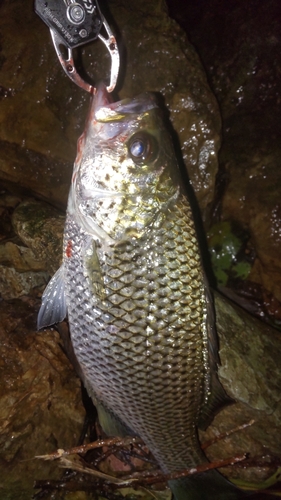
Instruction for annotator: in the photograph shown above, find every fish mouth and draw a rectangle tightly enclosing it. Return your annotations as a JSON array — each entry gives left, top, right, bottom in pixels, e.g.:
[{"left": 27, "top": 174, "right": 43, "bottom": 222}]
[{"left": 93, "top": 84, "right": 158, "bottom": 123}]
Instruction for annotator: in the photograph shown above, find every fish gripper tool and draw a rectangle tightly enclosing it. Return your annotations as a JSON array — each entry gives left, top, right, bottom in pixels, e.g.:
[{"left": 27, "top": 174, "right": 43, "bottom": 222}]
[{"left": 35, "top": 0, "right": 119, "bottom": 93}]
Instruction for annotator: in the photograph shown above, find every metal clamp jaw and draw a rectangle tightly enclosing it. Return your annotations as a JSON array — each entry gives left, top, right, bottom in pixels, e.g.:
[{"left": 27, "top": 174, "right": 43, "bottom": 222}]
[{"left": 35, "top": 0, "right": 119, "bottom": 93}]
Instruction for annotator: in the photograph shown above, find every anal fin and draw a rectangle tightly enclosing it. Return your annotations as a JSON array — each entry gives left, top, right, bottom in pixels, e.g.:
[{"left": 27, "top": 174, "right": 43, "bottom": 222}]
[{"left": 90, "top": 395, "right": 135, "bottom": 438}]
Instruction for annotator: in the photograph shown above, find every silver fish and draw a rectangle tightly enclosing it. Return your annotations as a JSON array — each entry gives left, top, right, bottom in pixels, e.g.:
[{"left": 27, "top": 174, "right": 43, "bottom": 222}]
[{"left": 38, "top": 86, "right": 243, "bottom": 500}]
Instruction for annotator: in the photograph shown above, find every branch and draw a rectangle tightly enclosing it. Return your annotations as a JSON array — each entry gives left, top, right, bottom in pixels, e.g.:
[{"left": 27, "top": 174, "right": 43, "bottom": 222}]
[{"left": 36, "top": 436, "right": 143, "bottom": 461}]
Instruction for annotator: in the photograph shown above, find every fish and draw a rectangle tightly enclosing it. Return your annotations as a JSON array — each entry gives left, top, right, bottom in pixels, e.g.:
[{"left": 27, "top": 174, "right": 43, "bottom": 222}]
[{"left": 38, "top": 85, "right": 244, "bottom": 500}]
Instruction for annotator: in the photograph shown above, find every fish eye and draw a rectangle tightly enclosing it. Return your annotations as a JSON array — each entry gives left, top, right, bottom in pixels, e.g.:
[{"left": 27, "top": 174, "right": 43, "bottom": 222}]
[{"left": 127, "top": 132, "right": 158, "bottom": 165}]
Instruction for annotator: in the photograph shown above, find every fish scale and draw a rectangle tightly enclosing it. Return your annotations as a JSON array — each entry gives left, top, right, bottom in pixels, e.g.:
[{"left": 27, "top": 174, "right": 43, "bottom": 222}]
[{"left": 63, "top": 194, "right": 207, "bottom": 473}]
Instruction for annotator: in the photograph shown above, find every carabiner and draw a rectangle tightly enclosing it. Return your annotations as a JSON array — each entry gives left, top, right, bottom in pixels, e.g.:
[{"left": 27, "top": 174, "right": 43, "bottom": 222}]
[
  {"left": 35, "top": 0, "right": 120, "bottom": 93},
  {"left": 50, "top": 19, "right": 119, "bottom": 93}
]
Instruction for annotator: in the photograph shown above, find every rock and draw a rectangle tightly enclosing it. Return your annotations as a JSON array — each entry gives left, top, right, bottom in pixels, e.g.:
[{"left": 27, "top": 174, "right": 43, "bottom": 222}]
[
  {"left": 0, "top": 192, "right": 22, "bottom": 242},
  {"left": 12, "top": 199, "right": 65, "bottom": 274},
  {"left": 168, "top": 0, "right": 281, "bottom": 302},
  {"left": 0, "top": 263, "right": 48, "bottom": 300},
  {"left": 0, "top": 199, "right": 64, "bottom": 299},
  {"left": 0, "top": 242, "right": 46, "bottom": 272},
  {"left": 200, "top": 292, "right": 281, "bottom": 484},
  {"left": 0, "top": 297, "right": 85, "bottom": 500},
  {"left": 0, "top": 0, "right": 221, "bottom": 213},
  {"left": 0, "top": 196, "right": 61, "bottom": 300}
]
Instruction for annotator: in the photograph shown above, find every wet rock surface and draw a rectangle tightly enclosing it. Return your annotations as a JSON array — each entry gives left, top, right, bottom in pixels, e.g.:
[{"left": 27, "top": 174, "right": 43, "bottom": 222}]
[
  {"left": 0, "top": 196, "right": 64, "bottom": 300},
  {"left": 167, "top": 0, "right": 281, "bottom": 313},
  {"left": 201, "top": 293, "right": 281, "bottom": 484},
  {"left": 0, "top": 0, "right": 220, "bottom": 212},
  {"left": 0, "top": 296, "right": 85, "bottom": 500},
  {"left": 12, "top": 199, "right": 65, "bottom": 274}
]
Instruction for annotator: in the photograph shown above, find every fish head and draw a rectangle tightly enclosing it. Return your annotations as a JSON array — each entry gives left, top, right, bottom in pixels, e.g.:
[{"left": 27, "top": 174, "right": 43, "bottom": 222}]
[{"left": 69, "top": 85, "right": 181, "bottom": 244}]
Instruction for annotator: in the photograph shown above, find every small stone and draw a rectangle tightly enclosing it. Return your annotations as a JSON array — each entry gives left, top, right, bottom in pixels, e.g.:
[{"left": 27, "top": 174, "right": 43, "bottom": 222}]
[
  {"left": 12, "top": 199, "right": 64, "bottom": 275},
  {"left": 0, "top": 265, "right": 49, "bottom": 300}
]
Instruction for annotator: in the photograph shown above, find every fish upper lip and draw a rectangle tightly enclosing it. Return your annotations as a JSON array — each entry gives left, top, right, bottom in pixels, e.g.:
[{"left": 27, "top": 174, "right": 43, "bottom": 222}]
[{"left": 93, "top": 83, "right": 113, "bottom": 108}]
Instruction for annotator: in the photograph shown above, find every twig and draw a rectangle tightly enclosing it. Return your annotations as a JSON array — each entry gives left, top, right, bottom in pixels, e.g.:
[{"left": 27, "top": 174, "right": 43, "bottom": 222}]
[
  {"left": 36, "top": 436, "right": 143, "bottom": 460},
  {"left": 93, "top": 445, "right": 121, "bottom": 467},
  {"left": 122, "top": 453, "right": 247, "bottom": 486},
  {"left": 59, "top": 457, "right": 128, "bottom": 484},
  {"left": 34, "top": 451, "right": 247, "bottom": 499},
  {"left": 55, "top": 453, "right": 246, "bottom": 487}
]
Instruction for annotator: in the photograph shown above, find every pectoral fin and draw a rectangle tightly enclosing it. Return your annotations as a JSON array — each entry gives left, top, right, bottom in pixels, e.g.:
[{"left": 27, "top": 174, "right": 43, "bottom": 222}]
[{"left": 37, "top": 264, "right": 67, "bottom": 330}]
